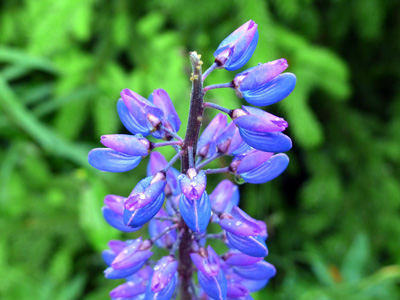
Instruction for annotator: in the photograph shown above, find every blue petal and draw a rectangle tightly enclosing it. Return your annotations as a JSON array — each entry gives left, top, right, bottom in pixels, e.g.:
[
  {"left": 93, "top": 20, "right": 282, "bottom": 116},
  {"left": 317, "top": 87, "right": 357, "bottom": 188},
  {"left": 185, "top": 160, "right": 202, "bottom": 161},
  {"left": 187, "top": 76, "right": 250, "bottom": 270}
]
[
  {"left": 226, "top": 232, "right": 268, "bottom": 257},
  {"left": 233, "top": 261, "right": 276, "bottom": 280},
  {"left": 117, "top": 99, "right": 150, "bottom": 136},
  {"left": 239, "top": 129, "right": 292, "bottom": 153},
  {"left": 241, "top": 278, "right": 270, "bottom": 292},
  {"left": 198, "top": 269, "right": 227, "bottom": 300},
  {"left": 88, "top": 148, "right": 142, "bottom": 173},
  {"left": 123, "top": 192, "right": 165, "bottom": 228},
  {"left": 240, "top": 153, "right": 289, "bottom": 184},
  {"left": 102, "top": 207, "right": 141, "bottom": 232},
  {"left": 225, "top": 30, "right": 259, "bottom": 71},
  {"left": 242, "top": 73, "right": 296, "bottom": 106},
  {"left": 179, "top": 192, "right": 211, "bottom": 233},
  {"left": 102, "top": 250, "right": 116, "bottom": 266}
]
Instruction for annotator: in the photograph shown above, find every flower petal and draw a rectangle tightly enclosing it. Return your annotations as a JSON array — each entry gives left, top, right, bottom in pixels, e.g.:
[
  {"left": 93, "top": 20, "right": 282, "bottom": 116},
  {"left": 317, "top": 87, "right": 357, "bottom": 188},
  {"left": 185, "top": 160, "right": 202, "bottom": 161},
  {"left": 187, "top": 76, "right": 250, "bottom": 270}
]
[{"left": 88, "top": 148, "right": 141, "bottom": 172}]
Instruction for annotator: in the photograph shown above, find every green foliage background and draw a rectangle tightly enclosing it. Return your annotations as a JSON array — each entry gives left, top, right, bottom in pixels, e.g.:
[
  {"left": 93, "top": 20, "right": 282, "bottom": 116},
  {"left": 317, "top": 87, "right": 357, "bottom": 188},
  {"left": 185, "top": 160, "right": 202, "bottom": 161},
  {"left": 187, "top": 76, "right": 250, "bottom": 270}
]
[{"left": 1, "top": 0, "right": 399, "bottom": 299}]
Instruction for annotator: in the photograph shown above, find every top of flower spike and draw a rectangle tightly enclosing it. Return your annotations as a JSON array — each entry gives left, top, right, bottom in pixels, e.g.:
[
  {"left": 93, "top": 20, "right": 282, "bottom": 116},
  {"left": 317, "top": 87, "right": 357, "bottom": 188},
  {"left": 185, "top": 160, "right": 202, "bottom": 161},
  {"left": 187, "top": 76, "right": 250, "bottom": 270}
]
[{"left": 214, "top": 20, "right": 258, "bottom": 71}]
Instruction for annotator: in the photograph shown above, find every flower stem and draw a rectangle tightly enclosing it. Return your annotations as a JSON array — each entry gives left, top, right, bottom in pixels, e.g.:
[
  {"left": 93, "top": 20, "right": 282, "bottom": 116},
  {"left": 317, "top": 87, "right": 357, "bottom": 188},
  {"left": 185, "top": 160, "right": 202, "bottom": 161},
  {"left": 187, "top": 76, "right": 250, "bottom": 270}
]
[
  {"left": 202, "top": 62, "right": 218, "bottom": 82},
  {"left": 204, "top": 166, "right": 230, "bottom": 174},
  {"left": 151, "top": 140, "right": 183, "bottom": 149},
  {"left": 179, "top": 51, "right": 205, "bottom": 299},
  {"left": 196, "top": 152, "right": 223, "bottom": 169},
  {"left": 203, "top": 102, "right": 233, "bottom": 115},
  {"left": 162, "top": 150, "right": 183, "bottom": 172},
  {"left": 203, "top": 82, "right": 234, "bottom": 93}
]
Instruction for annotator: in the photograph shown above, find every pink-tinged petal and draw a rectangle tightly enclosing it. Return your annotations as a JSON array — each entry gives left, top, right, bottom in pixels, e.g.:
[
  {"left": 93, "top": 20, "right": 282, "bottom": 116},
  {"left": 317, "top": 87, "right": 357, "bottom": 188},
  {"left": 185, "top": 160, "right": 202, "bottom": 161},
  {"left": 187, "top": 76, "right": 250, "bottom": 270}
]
[
  {"left": 152, "top": 89, "right": 181, "bottom": 132},
  {"left": 100, "top": 134, "right": 149, "bottom": 156},
  {"left": 236, "top": 150, "right": 274, "bottom": 174},
  {"left": 197, "top": 113, "right": 227, "bottom": 158},
  {"left": 104, "top": 194, "right": 125, "bottom": 216},
  {"left": 210, "top": 180, "right": 239, "bottom": 213},
  {"left": 224, "top": 252, "right": 264, "bottom": 266}
]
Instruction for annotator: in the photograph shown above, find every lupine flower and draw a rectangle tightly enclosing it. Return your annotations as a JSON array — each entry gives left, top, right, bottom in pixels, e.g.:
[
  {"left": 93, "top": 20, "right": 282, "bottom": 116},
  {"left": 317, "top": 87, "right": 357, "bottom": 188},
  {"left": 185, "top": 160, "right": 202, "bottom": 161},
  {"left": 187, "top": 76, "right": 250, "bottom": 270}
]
[
  {"left": 232, "top": 106, "right": 292, "bottom": 153},
  {"left": 179, "top": 169, "right": 211, "bottom": 233},
  {"left": 191, "top": 246, "right": 228, "bottom": 300},
  {"left": 124, "top": 173, "right": 167, "bottom": 228},
  {"left": 146, "top": 256, "right": 178, "bottom": 300},
  {"left": 230, "top": 150, "right": 289, "bottom": 184},
  {"left": 220, "top": 206, "right": 268, "bottom": 257},
  {"left": 89, "top": 20, "right": 294, "bottom": 299},
  {"left": 214, "top": 20, "right": 259, "bottom": 71}
]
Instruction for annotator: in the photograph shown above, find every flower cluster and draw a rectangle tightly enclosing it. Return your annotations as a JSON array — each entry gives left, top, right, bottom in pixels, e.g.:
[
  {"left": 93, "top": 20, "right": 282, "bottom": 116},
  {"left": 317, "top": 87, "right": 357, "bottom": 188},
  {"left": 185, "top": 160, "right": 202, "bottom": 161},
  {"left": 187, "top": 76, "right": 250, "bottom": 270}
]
[{"left": 88, "top": 20, "right": 295, "bottom": 300}]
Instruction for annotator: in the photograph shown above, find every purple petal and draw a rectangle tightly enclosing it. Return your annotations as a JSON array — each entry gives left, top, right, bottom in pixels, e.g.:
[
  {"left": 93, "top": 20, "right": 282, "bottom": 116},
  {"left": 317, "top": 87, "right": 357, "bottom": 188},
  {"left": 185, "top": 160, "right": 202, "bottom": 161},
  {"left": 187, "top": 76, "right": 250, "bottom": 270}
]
[
  {"left": 240, "top": 153, "right": 289, "bottom": 184},
  {"left": 227, "top": 282, "right": 249, "bottom": 298},
  {"left": 104, "top": 194, "right": 125, "bottom": 216},
  {"left": 149, "top": 209, "right": 177, "bottom": 248},
  {"left": 104, "top": 260, "right": 147, "bottom": 279},
  {"left": 108, "top": 240, "right": 128, "bottom": 253},
  {"left": 100, "top": 134, "right": 149, "bottom": 156},
  {"left": 88, "top": 148, "right": 142, "bottom": 172},
  {"left": 241, "top": 278, "right": 269, "bottom": 293},
  {"left": 147, "top": 152, "right": 167, "bottom": 176},
  {"left": 236, "top": 150, "right": 274, "bottom": 174},
  {"left": 237, "top": 59, "right": 288, "bottom": 91},
  {"left": 197, "top": 113, "right": 227, "bottom": 158},
  {"left": 210, "top": 180, "right": 239, "bottom": 214},
  {"left": 109, "top": 278, "right": 147, "bottom": 298},
  {"left": 178, "top": 170, "right": 207, "bottom": 200},
  {"left": 151, "top": 256, "right": 178, "bottom": 292},
  {"left": 219, "top": 218, "right": 260, "bottom": 237},
  {"left": 125, "top": 179, "right": 167, "bottom": 211},
  {"left": 146, "top": 273, "right": 177, "bottom": 300},
  {"left": 242, "top": 73, "right": 296, "bottom": 106},
  {"left": 152, "top": 89, "right": 181, "bottom": 132},
  {"left": 190, "top": 246, "right": 220, "bottom": 277}
]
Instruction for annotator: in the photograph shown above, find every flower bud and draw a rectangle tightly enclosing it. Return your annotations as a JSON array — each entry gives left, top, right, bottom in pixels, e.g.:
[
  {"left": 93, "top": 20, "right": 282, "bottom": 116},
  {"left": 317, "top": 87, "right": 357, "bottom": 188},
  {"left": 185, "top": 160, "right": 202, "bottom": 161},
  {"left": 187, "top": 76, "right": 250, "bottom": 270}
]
[
  {"left": 221, "top": 207, "right": 268, "bottom": 257},
  {"left": 231, "top": 150, "right": 289, "bottom": 184},
  {"left": 88, "top": 148, "right": 142, "bottom": 173},
  {"left": 119, "top": 89, "right": 164, "bottom": 136},
  {"left": 191, "top": 246, "right": 228, "bottom": 300},
  {"left": 179, "top": 170, "right": 211, "bottom": 233},
  {"left": 223, "top": 251, "right": 263, "bottom": 266},
  {"left": 145, "top": 256, "right": 178, "bottom": 300},
  {"left": 123, "top": 175, "right": 166, "bottom": 228},
  {"left": 214, "top": 20, "right": 258, "bottom": 71},
  {"left": 105, "top": 238, "right": 153, "bottom": 279},
  {"left": 233, "top": 106, "right": 292, "bottom": 153},
  {"left": 109, "top": 266, "right": 151, "bottom": 298}
]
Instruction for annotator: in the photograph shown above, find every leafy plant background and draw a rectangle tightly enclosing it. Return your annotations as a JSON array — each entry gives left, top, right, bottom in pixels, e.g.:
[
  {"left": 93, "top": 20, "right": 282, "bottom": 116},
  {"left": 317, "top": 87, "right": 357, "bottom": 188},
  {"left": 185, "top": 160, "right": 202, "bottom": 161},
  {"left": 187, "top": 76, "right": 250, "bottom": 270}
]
[{"left": 1, "top": 0, "right": 399, "bottom": 299}]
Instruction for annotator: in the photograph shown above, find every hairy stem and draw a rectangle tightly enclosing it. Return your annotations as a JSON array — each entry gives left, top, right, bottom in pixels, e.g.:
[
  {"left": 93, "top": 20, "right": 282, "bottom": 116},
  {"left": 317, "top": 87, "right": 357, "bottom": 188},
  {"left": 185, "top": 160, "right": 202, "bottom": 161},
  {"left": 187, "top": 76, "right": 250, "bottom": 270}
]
[{"left": 179, "top": 51, "right": 205, "bottom": 299}]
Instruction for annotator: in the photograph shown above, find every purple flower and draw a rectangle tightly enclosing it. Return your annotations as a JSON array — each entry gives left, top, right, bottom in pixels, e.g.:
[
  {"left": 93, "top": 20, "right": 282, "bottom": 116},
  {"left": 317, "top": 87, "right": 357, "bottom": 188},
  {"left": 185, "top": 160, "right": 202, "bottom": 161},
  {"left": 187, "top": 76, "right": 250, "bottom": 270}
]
[
  {"left": 149, "top": 208, "right": 177, "bottom": 248},
  {"left": 178, "top": 169, "right": 211, "bottom": 233},
  {"left": 230, "top": 150, "right": 289, "bottom": 184},
  {"left": 109, "top": 266, "right": 152, "bottom": 298},
  {"left": 214, "top": 20, "right": 259, "bottom": 71},
  {"left": 123, "top": 174, "right": 166, "bottom": 228},
  {"left": 232, "top": 106, "right": 292, "bottom": 153},
  {"left": 119, "top": 89, "right": 164, "bottom": 137},
  {"left": 197, "top": 113, "right": 227, "bottom": 159},
  {"left": 146, "top": 256, "right": 178, "bottom": 300},
  {"left": 151, "top": 89, "right": 181, "bottom": 134},
  {"left": 191, "top": 246, "right": 227, "bottom": 300},
  {"left": 105, "top": 238, "right": 153, "bottom": 279},
  {"left": 220, "top": 207, "right": 268, "bottom": 257}
]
